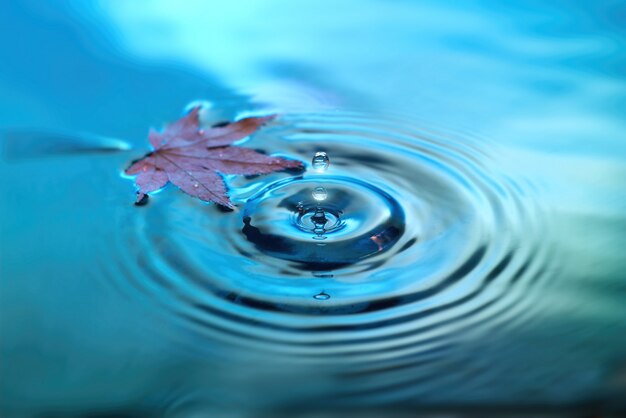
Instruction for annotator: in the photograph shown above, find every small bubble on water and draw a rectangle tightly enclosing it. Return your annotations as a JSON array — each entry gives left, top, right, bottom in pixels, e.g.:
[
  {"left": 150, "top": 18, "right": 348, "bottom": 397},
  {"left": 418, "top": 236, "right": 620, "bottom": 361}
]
[
  {"left": 314, "top": 292, "right": 330, "bottom": 300},
  {"left": 312, "top": 186, "right": 327, "bottom": 201},
  {"left": 312, "top": 151, "right": 330, "bottom": 172},
  {"left": 193, "top": 183, "right": 199, "bottom": 188}
]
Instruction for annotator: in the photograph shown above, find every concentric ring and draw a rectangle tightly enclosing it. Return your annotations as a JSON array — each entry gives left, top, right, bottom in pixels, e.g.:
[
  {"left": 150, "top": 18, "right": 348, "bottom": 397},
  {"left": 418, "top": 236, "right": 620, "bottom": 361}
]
[
  {"left": 241, "top": 175, "right": 405, "bottom": 269},
  {"left": 107, "top": 110, "right": 557, "bottom": 401}
]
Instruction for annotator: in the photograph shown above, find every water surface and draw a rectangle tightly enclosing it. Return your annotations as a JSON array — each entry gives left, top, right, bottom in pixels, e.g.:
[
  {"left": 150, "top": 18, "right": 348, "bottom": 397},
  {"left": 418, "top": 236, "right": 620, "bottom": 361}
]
[{"left": 1, "top": 1, "right": 625, "bottom": 416}]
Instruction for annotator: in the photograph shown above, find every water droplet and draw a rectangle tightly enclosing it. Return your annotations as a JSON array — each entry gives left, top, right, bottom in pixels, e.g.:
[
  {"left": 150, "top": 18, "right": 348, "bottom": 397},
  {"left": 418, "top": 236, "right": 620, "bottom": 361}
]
[
  {"left": 193, "top": 183, "right": 199, "bottom": 188},
  {"left": 314, "top": 292, "right": 330, "bottom": 300},
  {"left": 311, "top": 151, "right": 330, "bottom": 172},
  {"left": 312, "top": 186, "right": 327, "bottom": 201}
]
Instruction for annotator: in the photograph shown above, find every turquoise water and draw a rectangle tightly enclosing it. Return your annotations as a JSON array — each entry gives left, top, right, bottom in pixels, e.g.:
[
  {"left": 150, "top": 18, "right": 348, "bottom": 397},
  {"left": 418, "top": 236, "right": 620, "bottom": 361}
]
[{"left": 1, "top": 1, "right": 626, "bottom": 416}]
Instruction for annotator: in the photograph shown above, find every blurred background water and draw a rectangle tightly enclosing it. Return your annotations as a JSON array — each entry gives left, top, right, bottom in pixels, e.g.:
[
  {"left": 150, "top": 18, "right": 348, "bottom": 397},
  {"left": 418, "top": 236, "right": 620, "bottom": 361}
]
[{"left": 1, "top": 1, "right": 626, "bottom": 417}]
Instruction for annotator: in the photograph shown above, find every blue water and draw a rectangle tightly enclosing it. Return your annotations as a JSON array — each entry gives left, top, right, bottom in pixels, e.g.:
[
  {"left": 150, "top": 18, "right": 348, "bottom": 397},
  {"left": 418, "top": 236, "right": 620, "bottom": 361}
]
[{"left": 1, "top": 1, "right": 626, "bottom": 416}]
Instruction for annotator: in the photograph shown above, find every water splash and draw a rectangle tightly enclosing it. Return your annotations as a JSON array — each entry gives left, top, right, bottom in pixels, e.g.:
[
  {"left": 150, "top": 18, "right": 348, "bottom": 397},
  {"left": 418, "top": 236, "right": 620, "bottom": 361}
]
[{"left": 241, "top": 175, "right": 404, "bottom": 267}]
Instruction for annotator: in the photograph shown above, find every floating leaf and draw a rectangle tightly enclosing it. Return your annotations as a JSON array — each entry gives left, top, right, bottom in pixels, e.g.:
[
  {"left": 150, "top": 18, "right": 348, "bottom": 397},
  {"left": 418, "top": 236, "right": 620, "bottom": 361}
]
[{"left": 125, "top": 107, "right": 302, "bottom": 207}]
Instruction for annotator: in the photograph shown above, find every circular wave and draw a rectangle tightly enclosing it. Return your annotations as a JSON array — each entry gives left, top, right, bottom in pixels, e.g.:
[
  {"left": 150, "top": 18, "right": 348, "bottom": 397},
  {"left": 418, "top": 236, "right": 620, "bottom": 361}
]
[
  {"left": 109, "top": 110, "right": 556, "bottom": 401},
  {"left": 241, "top": 175, "right": 405, "bottom": 269}
]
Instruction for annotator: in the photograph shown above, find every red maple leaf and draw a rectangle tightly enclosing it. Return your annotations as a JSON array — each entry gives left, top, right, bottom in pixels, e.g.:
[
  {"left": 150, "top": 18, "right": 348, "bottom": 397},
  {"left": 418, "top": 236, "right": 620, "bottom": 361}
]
[{"left": 125, "top": 107, "right": 302, "bottom": 207}]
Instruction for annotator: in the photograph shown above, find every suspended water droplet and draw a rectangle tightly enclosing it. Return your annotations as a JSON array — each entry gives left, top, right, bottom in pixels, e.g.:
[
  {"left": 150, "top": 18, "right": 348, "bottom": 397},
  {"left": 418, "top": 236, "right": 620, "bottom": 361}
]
[
  {"left": 312, "top": 151, "right": 330, "bottom": 172},
  {"left": 312, "top": 186, "right": 328, "bottom": 201},
  {"left": 313, "top": 292, "right": 330, "bottom": 300}
]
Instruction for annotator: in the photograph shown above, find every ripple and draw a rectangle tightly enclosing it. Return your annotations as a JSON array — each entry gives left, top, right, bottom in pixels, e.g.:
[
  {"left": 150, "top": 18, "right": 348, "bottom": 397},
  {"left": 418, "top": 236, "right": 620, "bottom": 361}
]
[
  {"left": 108, "top": 110, "right": 555, "bottom": 400},
  {"left": 241, "top": 176, "right": 405, "bottom": 269}
]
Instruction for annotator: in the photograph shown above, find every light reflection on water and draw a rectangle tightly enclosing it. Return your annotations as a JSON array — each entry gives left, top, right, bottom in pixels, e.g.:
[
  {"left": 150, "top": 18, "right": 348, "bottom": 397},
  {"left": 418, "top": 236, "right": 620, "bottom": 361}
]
[{"left": 1, "top": 0, "right": 625, "bottom": 416}]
